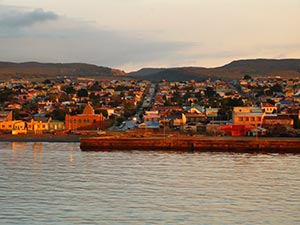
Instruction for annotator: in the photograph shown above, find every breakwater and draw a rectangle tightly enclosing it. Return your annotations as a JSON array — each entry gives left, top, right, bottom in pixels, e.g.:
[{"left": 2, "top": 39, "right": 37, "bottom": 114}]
[{"left": 80, "top": 136, "right": 300, "bottom": 153}]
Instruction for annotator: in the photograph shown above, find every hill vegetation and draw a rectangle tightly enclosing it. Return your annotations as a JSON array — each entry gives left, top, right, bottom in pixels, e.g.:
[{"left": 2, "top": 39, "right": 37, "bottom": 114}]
[
  {"left": 129, "top": 59, "right": 300, "bottom": 81},
  {"left": 0, "top": 62, "right": 125, "bottom": 81},
  {"left": 1, "top": 59, "right": 300, "bottom": 81}
]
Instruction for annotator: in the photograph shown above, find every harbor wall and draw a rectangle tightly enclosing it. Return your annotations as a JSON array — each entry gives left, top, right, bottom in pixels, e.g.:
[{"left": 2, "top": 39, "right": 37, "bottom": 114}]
[{"left": 80, "top": 137, "right": 300, "bottom": 153}]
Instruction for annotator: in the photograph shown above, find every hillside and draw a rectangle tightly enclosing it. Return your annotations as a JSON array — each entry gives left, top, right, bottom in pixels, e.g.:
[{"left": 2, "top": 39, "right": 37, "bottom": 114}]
[
  {"left": 1, "top": 59, "right": 300, "bottom": 82},
  {"left": 129, "top": 59, "right": 300, "bottom": 81},
  {"left": 0, "top": 62, "right": 126, "bottom": 81}
]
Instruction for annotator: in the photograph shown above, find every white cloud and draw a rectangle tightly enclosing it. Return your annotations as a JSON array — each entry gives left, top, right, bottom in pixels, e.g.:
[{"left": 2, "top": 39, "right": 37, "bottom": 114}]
[{"left": 1, "top": 1, "right": 300, "bottom": 71}]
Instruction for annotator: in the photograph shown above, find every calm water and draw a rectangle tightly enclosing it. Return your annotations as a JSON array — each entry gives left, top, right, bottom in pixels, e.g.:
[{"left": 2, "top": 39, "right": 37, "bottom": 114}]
[{"left": 0, "top": 142, "right": 300, "bottom": 225}]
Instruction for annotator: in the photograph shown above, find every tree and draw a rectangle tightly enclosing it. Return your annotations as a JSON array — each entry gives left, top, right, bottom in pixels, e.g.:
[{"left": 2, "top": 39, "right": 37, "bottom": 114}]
[
  {"left": 243, "top": 74, "right": 252, "bottom": 80},
  {"left": 77, "top": 88, "right": 88, "bottom": 98},
  {"left": 48, "top": 108, "right": 68, "bottom": 121},
  {"left": 43, "top": 79, "right": 52, "bottom": 84},
  {"left": 64, "top": 85, "right": 76, "bottom": 95},
  {"left": 270, "top": 83, "right": 283, "bottom": 93},
  {"left": 205, "top": 87, "right": 216, "bottom": 98},
  {"left": 97, "top": 110, "right": 108, "bottom": 118}
]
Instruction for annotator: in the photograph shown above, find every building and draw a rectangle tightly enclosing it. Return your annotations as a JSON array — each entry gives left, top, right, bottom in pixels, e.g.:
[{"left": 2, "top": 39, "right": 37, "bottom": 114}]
[
  {"left": 261, "top": 103, "right": 277, "bottom": 114},
  {"left": 143, "top": 111, "right": 160, "bottom": 122},
  {"left": 0, "top": 111, "right": 14, "bottom": 132},
  {"left": 65, "top": 103, "right": 104, "bottom": 130},
  {"left": 184, "top": 107, "right": 206, "bottom": 123},
  {"left": 232, "top": 107, "right": 264, "bottom": 127}
]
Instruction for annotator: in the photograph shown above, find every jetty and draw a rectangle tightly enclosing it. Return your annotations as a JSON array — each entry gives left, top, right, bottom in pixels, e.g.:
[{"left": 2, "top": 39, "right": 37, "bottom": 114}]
[{"left": 80, "top": 136, "right": 300, "bottom": 153}]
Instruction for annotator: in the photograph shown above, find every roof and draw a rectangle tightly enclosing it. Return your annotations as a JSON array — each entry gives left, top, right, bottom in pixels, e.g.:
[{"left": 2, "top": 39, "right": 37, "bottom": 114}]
[
  {"left": 261, "top": 103, "right": 276, "bottom": 108},
  {"left": 82, "top": 103, "right": 95, "bottom": 115}
]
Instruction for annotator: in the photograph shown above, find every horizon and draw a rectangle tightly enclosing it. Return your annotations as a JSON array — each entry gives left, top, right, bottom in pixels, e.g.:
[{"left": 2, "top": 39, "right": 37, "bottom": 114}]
[
  {"left": 1, "top": 57, "right": 300, "bottom": 73},
  {"left": 1, "top": 1, "right": 300, "bottom": 71}
]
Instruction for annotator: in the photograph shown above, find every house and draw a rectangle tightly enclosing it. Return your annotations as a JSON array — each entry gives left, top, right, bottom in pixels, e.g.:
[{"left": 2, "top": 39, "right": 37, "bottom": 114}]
[
  {"left": 0, "top": 111, "right": 14, "bottom": 132},
  {"left": 206, "top": 108, "right": 219, "bottom": 120},
  {"left": 65, "top": 103, "right": 104, "bottom": 130},
  {"left": 263, "top": 114, "right": 294, "bottom": 128},
  {"left": 172, "top": 113, "right": 187, "bottom": 128},
  {"left": 184, "top": 106, "right": 206, "bottom": 123},
  {"left": 232, "top": 107, "right": 264, "bottom": 127},
  {"left": 261, "top": 103, "right": 277, "bottom": 114},
  {"left": 143, "top": 111, "right": 160, "bottom": 122}
]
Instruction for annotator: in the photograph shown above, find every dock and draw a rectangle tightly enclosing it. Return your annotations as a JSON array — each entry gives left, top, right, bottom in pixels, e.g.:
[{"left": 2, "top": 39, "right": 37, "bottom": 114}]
[{"left": 80, "top": 136, "right": 300, "bottom": 153}]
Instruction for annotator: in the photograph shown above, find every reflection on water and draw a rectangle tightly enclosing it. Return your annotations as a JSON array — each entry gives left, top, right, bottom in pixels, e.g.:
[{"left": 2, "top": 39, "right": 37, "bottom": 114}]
[
  {"left": 11, "top": 142, "right": 27, "bottom": 150},
  {"left": 32, "top": 142, "right": 43, "bottom": 152},
  {"left": 0, "top": 142, "right": 300, "bottom": 225}
]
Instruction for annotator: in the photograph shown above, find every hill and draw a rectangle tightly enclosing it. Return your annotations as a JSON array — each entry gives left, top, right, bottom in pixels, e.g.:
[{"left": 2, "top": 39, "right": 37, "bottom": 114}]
[
  {"left": 129, "top": 59, "right": 300, "bottom": 81},
  {"left": 0, "top": 62, "right": 126, "bottom": 81},
  {"left": 1, "top": 59, "right": 300, "bottom": 82}
]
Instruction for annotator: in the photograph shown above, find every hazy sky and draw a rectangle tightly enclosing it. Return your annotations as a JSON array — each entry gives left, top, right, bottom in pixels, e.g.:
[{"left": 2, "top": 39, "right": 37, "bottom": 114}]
[{"left": 0, "top": 0, "right": 300, "bottom": 71}]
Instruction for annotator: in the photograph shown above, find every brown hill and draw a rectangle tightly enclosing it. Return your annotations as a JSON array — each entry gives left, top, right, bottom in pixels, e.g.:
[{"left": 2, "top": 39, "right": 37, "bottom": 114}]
[
  {"left": 129, "top": 59, "right": 300, "bottom": 81},
  {"left": 1, "top": 59, "right": 300, "bottom": 82},
  {"left": 0, "top": 62, "right": 126, "bottom": 81}
]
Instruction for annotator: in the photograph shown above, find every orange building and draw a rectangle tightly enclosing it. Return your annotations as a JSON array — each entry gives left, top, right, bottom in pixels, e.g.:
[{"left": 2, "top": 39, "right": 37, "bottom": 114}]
[{"left": 65, "top": 103, "right": 104, "bottom": 130}]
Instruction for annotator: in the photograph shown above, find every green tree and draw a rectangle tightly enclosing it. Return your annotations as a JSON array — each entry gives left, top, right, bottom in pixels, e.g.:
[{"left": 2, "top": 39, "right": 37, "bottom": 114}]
[
  {"left": 77, "top": 88, "right": 89, "bottom": 98},
  {"left": 205, "top": 87, "right": 216, "bottom": 98},
  {"left": 270, "top": 83, "right": 283, "bottom": 93},
  {"left": 243, "top": 74, "right": 252, "bottom": 80},
  {"left": 64, "top": 85, "right": 76, "bottom": 95}
]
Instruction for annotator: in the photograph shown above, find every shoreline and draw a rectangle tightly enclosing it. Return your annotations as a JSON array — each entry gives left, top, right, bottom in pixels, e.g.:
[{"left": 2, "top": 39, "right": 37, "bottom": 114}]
[
  {"left": 80, "top": 136, "right": 300, "bottom": 153},
  {"left": 0, "top": 134, "right": 81, "bottom": 142}
]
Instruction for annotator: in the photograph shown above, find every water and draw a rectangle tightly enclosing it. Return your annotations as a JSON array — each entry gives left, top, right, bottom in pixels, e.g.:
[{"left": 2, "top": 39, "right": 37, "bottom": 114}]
[{"left": 0, "top": 142, "right": 300, "bottom": 225}]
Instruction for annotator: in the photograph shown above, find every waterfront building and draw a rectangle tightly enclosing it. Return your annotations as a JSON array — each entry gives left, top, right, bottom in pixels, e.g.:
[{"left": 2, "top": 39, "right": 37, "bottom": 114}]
[
  {"left": 143, "top": 111, "right": 160, "bottom": 122},
  {"left": 184, "top": 107, "right": 206, "bottom": 123},
  {"left": 261, "top": 103, "right": 277, "bottom": 114},
  {"left": 65, "top": 103, "right": 104, "bottom": 130},
  {"left": 232, "top": 107, "right": 264, "bottom": 127},
  {"left": 0, "top": 111, "right": 14, "bottom": 132}
]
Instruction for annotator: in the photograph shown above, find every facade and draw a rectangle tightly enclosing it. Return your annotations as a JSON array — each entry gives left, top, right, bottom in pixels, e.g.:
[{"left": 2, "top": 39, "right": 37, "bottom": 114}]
[
  {"left": 65, "top": 103, "right": 104, "bottom": 130},
  {"left": 261, "top": 103, "right": 277, "bottom": 114},
  {"left": 263, "top": 115, "right": 294, "bottom": 128},
  {"left": 233, "top": 107, "right": 264, "bottom": 127},
  {"left": 143, "top": 111, "right": 160, "bottom": 122}
]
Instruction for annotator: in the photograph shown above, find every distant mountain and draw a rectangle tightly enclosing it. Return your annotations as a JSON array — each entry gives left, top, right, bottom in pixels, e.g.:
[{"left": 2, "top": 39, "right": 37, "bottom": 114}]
[
  {"left": 0, "top": 62, "right": 126, "bottom": 81},
  {"left": 129, "top": 59, "right": 300, "bottom": 81},
  {"left": 1, "top": 59, "right": 300, "bottom": 82}
]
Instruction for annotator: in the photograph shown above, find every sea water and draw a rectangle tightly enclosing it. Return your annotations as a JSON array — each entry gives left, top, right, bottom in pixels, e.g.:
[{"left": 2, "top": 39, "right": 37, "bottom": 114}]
[{"left": 0, "top": 142, "right": 300, "bottom": 225}]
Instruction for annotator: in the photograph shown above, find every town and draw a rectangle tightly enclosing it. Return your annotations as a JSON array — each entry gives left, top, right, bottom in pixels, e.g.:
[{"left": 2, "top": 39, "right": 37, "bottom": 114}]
[{"left": 0, "top": 75, "right": 300, "bottom": 138}]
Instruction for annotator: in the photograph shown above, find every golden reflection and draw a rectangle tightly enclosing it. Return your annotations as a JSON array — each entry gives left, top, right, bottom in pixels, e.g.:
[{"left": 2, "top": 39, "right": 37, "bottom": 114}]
[
  {"left": 69, "top": 152, "right": 74, "bottom": 162},
  {"left": 32, "top": 142, "right": 43, "bottom": 152},
  {"left": 11, "top": 142, "right": 27, "bottom": 150}
]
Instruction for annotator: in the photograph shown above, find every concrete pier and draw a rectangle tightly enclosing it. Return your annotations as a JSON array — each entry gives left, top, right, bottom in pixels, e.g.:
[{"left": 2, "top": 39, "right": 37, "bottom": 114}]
[{"left": 80, "top": 136, "right": 300, "bottom": 153}]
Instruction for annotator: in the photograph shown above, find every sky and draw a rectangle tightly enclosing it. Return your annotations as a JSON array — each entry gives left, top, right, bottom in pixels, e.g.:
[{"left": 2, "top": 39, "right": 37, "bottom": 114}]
[{"left": 0, "top": 0, "right": 300, "bottom": 72}]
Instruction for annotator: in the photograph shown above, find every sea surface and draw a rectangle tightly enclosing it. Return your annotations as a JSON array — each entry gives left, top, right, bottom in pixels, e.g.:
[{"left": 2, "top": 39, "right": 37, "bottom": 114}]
[{"left": 0, "top": 142, "right": 300, "bottom": 225}]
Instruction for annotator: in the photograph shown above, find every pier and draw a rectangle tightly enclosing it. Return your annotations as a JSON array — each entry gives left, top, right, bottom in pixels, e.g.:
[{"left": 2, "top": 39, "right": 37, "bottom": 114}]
[{"left": 80, "top": 136, "right": 300, "bottom": 153}]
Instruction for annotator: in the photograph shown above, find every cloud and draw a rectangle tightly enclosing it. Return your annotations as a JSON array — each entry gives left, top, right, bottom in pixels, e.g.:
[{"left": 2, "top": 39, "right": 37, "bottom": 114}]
[
  {"left": 0, "top": 6, "right": 58, "bottom": 29},
  {"left": 0, "top": 5, "right": 192, "bottom": 71}
]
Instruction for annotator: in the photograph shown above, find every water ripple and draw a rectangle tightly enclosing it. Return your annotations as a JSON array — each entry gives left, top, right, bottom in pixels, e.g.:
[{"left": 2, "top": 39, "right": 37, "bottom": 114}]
[{"left": 0, "top": 143, "right": 300, "bottom": 224}]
